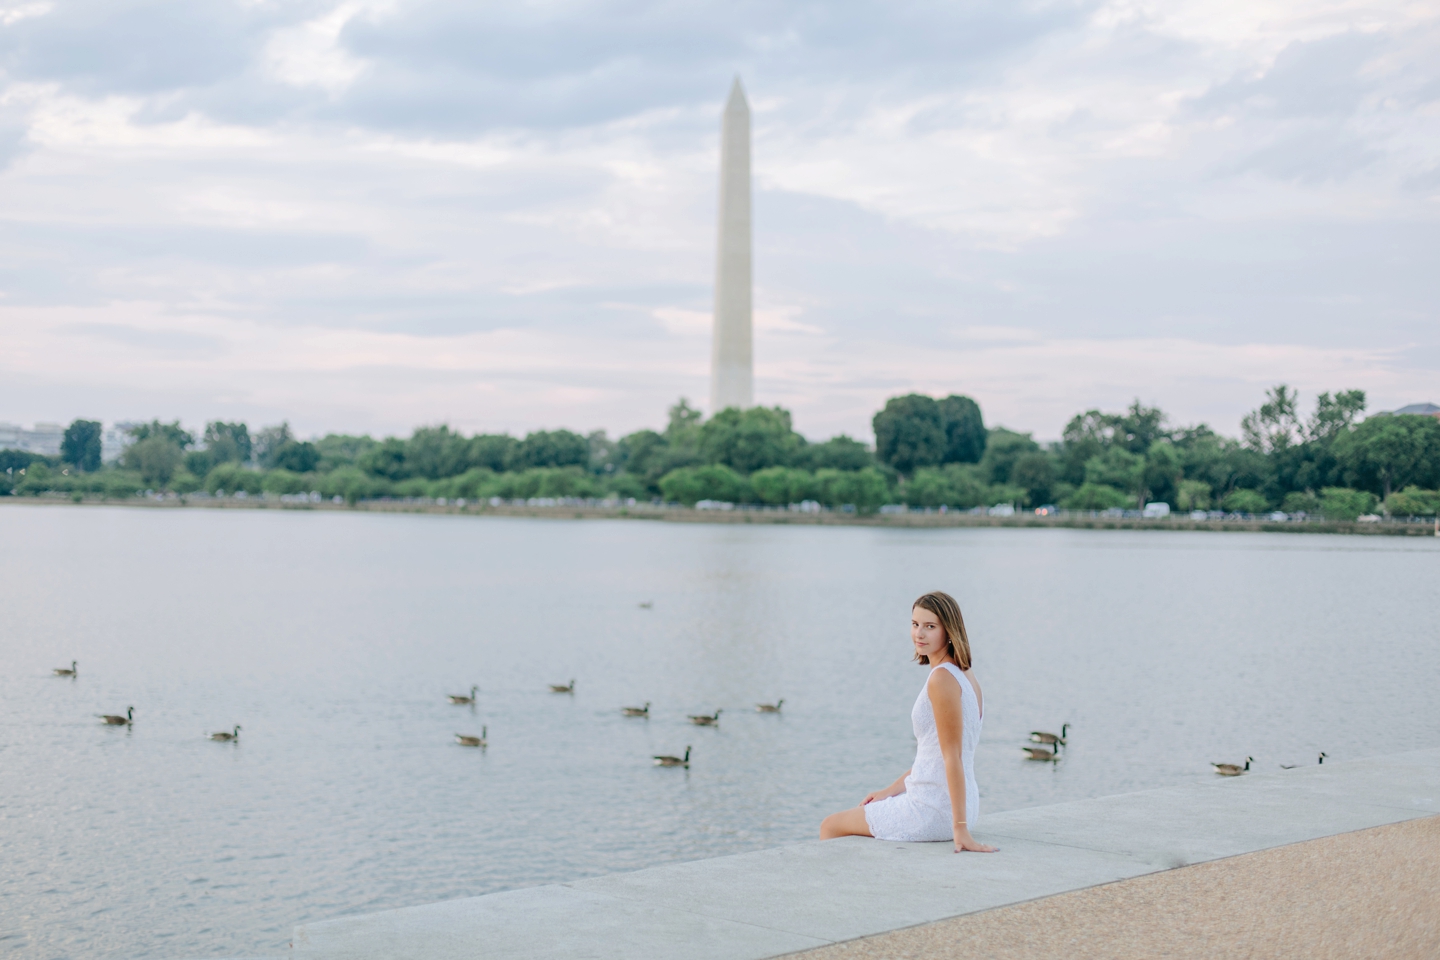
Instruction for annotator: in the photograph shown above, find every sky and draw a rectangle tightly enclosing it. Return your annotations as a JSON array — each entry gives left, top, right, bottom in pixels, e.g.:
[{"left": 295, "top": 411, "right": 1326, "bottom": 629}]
[{"left": 1, "top": 0, "right": 1436, "bottom": 443}]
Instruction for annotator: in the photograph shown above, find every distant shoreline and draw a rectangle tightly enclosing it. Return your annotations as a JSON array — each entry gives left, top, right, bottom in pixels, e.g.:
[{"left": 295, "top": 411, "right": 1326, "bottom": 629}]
[{"left": 5, "top": 495, "right": 1437, "bottom": 536}]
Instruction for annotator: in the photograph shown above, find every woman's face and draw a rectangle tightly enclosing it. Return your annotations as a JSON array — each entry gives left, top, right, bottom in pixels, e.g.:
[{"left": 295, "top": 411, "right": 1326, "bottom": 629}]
[{"left": 912, "top": 606, "right": 948, "bottom": 662}]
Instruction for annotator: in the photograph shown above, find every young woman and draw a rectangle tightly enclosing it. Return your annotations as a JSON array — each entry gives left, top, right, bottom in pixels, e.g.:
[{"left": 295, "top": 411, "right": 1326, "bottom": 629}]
[{"left": 820, "top": 591, "right": 996, "bottom": 853}]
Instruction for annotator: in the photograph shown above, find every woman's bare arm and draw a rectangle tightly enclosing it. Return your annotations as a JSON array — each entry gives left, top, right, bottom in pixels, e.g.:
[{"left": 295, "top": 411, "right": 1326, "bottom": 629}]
[
  {"left": 862, "top": 770, "right": 911, "bottom": 805},
  {"left": 929, "top": 669, "right": 997, "bottom": 853}
]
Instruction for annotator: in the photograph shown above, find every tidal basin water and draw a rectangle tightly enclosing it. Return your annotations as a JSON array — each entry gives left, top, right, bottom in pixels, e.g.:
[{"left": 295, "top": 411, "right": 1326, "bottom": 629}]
[{"left": 3, "top": 506, "right": 1438, "bottom": 959}]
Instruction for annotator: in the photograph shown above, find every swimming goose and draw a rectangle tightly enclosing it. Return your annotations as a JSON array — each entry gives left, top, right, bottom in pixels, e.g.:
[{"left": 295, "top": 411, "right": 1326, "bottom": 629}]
[
  {"left": 1030, "top": 723, "right": 1070, "bottom": 747},
  {"left": 1021, "top": 745, "right": 1058, "bottom": 761},
  {"left": 448, "top": 686, "right": 479, "bottom": 705},
  {"left": 653, "top": 746, "right": 690, "bottom": 767},
  {"left": 549, "top": 680, "right": 575, "bottom": 694},
  {"left": 54, "top": 661, "right": 78, "bottom": 677},
  {"left": 1212, "top": 757, "right": 1253, "bottom": 776},
  {"left": 687, "top": 709, "right": 722, "bottom": 726},
  {"left": 756, "top": 700, "right": 784, "bottom": 713},
  {"left": 638, "top": 601, "right": 654, "bottom": 609},
  {"left": 455, "top": 727, "right": 487, "bottom": 748},
  {"left": 209, "top": 725, "right": 241, "bottom": 742},
  {"left": 621, "top": 702, "right": 650, "bottom": 717},
  {"left": 97, "top": 706, "right": 134, "bottom": 725},
  {"left": 1318, "top": 751, "right": 1328, "bottom": 764}
]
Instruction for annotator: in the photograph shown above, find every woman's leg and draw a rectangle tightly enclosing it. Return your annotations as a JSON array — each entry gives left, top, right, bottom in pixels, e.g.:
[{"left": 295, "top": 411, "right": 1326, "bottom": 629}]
[{"left": 820, "top": 806, "right": 874, "bottom": 840}]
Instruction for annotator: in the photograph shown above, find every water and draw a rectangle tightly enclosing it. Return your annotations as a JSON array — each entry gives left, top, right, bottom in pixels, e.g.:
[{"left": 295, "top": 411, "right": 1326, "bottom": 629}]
[{"left": 2, "top": 505, "right": 1437, "bottom": 960}]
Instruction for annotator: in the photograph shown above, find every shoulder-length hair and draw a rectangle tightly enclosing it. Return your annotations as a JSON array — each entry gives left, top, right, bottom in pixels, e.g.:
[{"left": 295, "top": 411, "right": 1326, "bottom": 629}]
[{"left": 913, "top": 591, "right": 972, "bottom": 670}]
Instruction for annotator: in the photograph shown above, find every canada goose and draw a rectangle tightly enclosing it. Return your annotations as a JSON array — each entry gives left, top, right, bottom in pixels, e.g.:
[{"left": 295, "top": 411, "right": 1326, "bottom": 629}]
[
  {"left": 54, "top": 661, "right": 77, "bottom": 677},
  {"left": 209, "top": 725, "right": 241, "bottom": 742},
  {"left": 455, "top": 727, "right": 488, "bottom": 748},
  {"left": 1318, "top": 752, "right": 1328, "bottom": 764},
  {"left": 549, "top": 680, "right": 575, "bottom": 694},
  {"left": 448, "top": 686, "right": 479, "bottom": 705},
  {"left": 97, "top": 706, "right": 134, "bottom": 725},
  {"left": 687, "top": 709, "right": 722, "bottom": 726},
  {"left": 1021, "top": 745, "right": 1058, "bottom": 761},
  {"left": 756, "top": 700, "right": 784, "bottom": 713},
  {"left": 1030, "top": 723, "right": 1070, "bottom": 747},
  {"left": 653, "top": 746, "right": 690, "bottom": 767},
  {"left": 1212, "top": 757, "right": 1253, "bottom": 776},
  {"left": 638, "top": 601, "right": 654, "bottom": 609},
  {"left": 621, "top": 702, "right": 650, "bottom": 717}
]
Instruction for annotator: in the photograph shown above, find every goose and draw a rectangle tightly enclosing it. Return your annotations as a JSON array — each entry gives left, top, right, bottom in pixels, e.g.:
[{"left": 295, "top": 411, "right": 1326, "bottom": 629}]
[
  {"left": 1318, "top": 751, "right": 1328, "bottom": 764},
  {"left": 621, "top": 702, "right": 650, "bottom": 717},
  {"left": 756, "top": 700, "right": 784, "bottom": 714},
  {"left": 97, "top": 706, "right": 134, "bottom": 725},
  {"left": 549, "top": 680, "right": 575, "bottom": 694},
  {"left": 1021, "top": 745, "right": 1058, "bottom": 761},
  {"left": 209, "top": 725, "right": 241, "bottom": 742},
  {"left": 653, "top": 746, "right": 690, "bottom": 767},
  {"left": 638, "top": 601, "right": 654, "bottom": 609},
  {"left": 1030, "top": 723, "right": 1070, "bottom": 747},
  {"left": 455, "top": 727, "right": 488, "bottom": 748},
  {"left": 1212, "top": 757, "right": 1253, "bottom": 776},
  {"left": 54, "top": 661, "right": 78, "bottom": 677},
  {"left": 687, "top": 709, "right": 722, "bottom": 726},
  {"left": 448, "top": 686, "right": 479, "bottom": 705}
]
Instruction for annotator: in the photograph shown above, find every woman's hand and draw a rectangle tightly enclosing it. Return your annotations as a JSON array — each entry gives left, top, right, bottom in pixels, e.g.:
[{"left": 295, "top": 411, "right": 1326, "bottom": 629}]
[
  {"left": 953, "top": 827, "right": 998, "bottom": 853},
  {"left": 861, "top": 789, "right": 888, "bottom": 805}
]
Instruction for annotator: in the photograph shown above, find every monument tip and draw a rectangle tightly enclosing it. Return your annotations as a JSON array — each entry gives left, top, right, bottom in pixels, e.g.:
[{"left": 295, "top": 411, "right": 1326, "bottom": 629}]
[{"left": 726, "top": 75, "right": 748, "bottom": 109}]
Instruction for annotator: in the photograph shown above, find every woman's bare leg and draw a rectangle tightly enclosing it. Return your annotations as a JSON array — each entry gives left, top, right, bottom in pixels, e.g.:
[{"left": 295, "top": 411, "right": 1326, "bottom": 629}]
[{"left": 820, "top": 806, "right": 873, "bottom": 840}]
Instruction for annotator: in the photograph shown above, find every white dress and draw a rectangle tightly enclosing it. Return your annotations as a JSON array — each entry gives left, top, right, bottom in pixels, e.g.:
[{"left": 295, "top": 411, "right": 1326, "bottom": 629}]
[{"left": 864, "top": 663, "right": 982, "bottom": 842}]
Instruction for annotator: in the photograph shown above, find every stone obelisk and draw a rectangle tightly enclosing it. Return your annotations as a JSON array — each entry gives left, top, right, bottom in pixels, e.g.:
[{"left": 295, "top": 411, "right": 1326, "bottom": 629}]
[{"left": 710, "top": 77, "right": 753, "bottom": 413}]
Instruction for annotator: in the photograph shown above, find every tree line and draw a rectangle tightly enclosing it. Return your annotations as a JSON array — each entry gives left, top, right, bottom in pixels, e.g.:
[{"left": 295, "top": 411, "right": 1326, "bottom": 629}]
[{"left": 5, "top": 386, "right": 1439, "bottom": 519}]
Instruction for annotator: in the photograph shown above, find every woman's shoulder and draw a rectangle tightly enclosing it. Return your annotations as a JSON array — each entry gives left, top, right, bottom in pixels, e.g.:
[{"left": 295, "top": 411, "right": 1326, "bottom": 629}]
[{"left": 925, "top": 663, "right": 963, "bottom": 695}]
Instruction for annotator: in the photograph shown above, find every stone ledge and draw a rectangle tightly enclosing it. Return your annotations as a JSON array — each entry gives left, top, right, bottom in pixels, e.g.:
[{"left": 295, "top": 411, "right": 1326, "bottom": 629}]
[{"left": 290, "top": 748, "right": 1440, "bottom": 960}]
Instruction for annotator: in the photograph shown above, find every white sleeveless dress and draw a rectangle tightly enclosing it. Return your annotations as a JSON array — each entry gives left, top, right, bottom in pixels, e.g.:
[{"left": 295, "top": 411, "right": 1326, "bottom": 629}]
[{"left": 864, "top": 663, "right": 982, "bottom": 842}]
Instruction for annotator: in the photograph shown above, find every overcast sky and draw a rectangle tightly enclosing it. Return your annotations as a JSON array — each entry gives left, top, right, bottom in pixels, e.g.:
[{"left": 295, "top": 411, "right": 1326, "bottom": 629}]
[{"left": 1, "top": 0, "right": 1436, "bottom": 442}]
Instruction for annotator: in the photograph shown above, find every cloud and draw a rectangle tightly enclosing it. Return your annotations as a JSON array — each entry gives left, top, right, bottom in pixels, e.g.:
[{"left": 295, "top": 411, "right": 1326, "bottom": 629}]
[{"left": 0, "top": 0, "right": 1436, "bottom": 442}]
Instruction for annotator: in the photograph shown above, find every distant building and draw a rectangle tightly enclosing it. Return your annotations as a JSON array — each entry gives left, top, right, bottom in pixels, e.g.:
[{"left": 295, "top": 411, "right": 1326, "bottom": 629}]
[
  {"left": 1391, "top": 402, "right": 1440, "bottom": 419},
  {"left": 0, "top": 422, "right": 64, "bottom": 456},
  {"left": 0, "top": 421, "right": 138, "bottom": 461}
]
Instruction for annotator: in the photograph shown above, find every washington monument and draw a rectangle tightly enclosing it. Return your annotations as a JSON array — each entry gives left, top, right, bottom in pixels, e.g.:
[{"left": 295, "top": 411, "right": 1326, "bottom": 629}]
[{"left": 710, "top": 77, "right": 752, "bottom": 413}]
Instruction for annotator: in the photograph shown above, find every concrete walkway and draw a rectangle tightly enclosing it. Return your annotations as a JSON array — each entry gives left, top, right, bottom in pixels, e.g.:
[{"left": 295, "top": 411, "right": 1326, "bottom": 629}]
[{"left": 290, "top": 749, "right": 1440, "bottom": 960}]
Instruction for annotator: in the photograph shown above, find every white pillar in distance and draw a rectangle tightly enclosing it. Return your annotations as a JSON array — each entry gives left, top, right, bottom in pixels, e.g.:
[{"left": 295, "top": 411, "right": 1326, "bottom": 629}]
[{"left": 710, "top": 77, "right": 753, "bottom": 414}]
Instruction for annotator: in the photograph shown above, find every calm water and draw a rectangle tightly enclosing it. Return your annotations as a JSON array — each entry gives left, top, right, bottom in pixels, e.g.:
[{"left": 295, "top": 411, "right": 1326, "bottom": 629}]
[{"left": 2, "top": 505, "right": 1438, "bottom": 959}]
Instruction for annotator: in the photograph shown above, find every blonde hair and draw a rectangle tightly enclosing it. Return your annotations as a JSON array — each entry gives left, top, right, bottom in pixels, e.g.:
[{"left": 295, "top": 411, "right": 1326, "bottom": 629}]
[{"left": 912, "top": 591, "right": 972, "bottom": 670}]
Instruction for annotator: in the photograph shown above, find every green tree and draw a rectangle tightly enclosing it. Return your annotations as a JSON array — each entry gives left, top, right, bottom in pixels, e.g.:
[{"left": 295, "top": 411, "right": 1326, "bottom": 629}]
[
  {"left": 1083, "top": 448, "right": 1145, "bottom": 506},
  {"left": 938, "top": 395, "right": 987, "bottom": 464},
  {"left": 1010, "top": 451, "right": 1055, "bottom": 506},
  {"left": 1307, "top": 390, "right": 1365, "bottom": 441},
  {"left": 1241, "top": 384, "right": 1302, "bottom": 454},
  {"left": 203, "top": 422, "right": 252, "bottom": 464},
  {"left": 659, "top": 464, "right": 750, "bottom": 505},
  {"left": 1061, "top": 482, "right": 1131, "bottom": 511},
  {"left": 666, "top": 398, "right": 704, "bottom": 443},
  {"left": 698, "top": 406, "right": 804, "bottom": 474},
  {"left": 466, "top": 434, "right": 518, "bottom": 472},
  {"left": 588, "top": 430, "right": 619, "bottom": 475},
  {"left": 1221, "top": 488, "right": 1270, "bottom": 514},
  {"left": 979, "top": 429, "right": 1040, "bottom": 485},
  {"left": 272, "top": 441, "right": 320, "bottom": 473},
  {"left": 873, "top": 394, "right": 945, "bottom": 475},
  {"left": 509, "top": 429, "right": 589, "bottom": 470},
  {"left": 315, "top": 434, "right": 378, "bottom": 472},
  {"left": 61, "top": 420, "right": 102, "bottom": 472},
  {"left": 800, "top": 435, "right": 874, "bottom": 471},
  {"left": 1176, "top": 480, "right": 1212, "bottom": 511},
  {"left": 254, "top": 423, "right": 295, "bottom": 468},
  {"left": 123, "top": 436, "right": 184, "bottom": 486},
  {"left": 1385, "top": 486, "right": 1440, "bottom": 517},
  {"left": 1319, "top": 487, "right": 1378, "bottom": 521},
  {"left": 750, "top": 466, "right": 818, "bottom": 505},
  {"left": 129, "top": 420, "right": 194, "bottom": 448},
  {"left": 1143, "top": 440, "right": 1183, "bottom": 505},
  {"left": 1333, "top": 414, "right": 1440, "bottom": 499},
  {"left": 815, "top": 467, "right": 890, "bottom": 513},
  {"left": 360, "top": 438, "right": 410, "bottom": 480}
]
